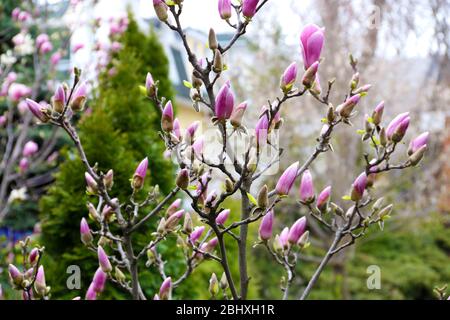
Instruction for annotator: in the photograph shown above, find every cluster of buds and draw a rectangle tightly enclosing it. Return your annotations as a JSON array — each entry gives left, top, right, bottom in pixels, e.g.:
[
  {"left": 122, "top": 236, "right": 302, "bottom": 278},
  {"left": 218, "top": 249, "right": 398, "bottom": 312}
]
[
  {"left": 8, "top": 243, "right": 50, "bottom": 299},
  {"left": 26, "top": 79, "right": 88, "bottom": 122}
]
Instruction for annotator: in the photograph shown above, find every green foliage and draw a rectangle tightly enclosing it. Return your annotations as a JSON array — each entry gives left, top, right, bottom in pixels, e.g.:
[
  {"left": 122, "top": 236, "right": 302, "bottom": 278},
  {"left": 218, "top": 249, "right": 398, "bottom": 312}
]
[{"left": 39, "top": 14, "right": 176, "bottom": 299}]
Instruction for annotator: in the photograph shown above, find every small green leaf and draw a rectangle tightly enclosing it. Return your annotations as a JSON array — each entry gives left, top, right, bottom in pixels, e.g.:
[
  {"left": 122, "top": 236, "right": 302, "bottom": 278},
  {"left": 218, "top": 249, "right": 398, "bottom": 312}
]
[
  {"left": 223, "top": 64, "right": 228, "bottom": 71},
  {"left": 166, "top": 0, "right": 176, "bottom": 5},
  {"left": 367, "top": 116, "right": 374, "bottom": 124},
  {"left": 187, "top": 185, "right": 197, "bottom": 191},
  {"left": 247, "top": 193, "right": 258, "bottom": 206},
  {"left": 321, "top": 118, "right": 328, "bottom": 123},
  {"left": 342, "top": 195, "right": 351, "bottom": 201},
  {"left": 183, "top": 80, "right": 193, "bottom": 89},
  {"left": 356, "top": 129, "right": 366, "bottom": 135},
  {"left": 138, "top": 85, "right": 147, "bottom": 96}
]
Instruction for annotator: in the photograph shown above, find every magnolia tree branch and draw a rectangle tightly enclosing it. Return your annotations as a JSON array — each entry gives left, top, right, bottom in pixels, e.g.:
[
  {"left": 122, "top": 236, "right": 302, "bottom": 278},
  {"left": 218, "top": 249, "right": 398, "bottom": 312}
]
[{"left": 7, "top": 0, "right": 429, "bottom": 301}]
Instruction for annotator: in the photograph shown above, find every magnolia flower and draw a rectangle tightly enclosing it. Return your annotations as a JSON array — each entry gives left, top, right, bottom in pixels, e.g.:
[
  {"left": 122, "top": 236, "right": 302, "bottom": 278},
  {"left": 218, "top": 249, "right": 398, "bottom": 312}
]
[
  {"left": 80, "top": 218, "right": 93, "bottom": 245},
  {"left": 336, "top": 94, "right": 361, "bottom": 118},
  {"left": 22, "top": 141, "right": 38, "bottom": 157},
  {"left": 280, "top": 62, "right": 297, "bottom": 93},
  {"left": 300, "top": 24, "right": 325, "bottom": 69},
  {"left": 19, "top": 157, "right": 29, "bottom": 173},
  {"left": 98, "top": 246, "right": 112, "bottom": 273},
  {"left": 258, "top": 210, "right": 274, "bottom": 240},
  {"left": 230, "top": 101, "right": 248, "bottom": 128},
  {"left": 153, "top": 0, "right": 169, "bottom": 22},
  {"left": 408, "top": 132, "right": 429, "bottom": 156},
  {"left": 8, "top": 83, "right": 31, "bottom": 102},
  {"left": 85, "top": 283, "right": 97, "bottom": 300},
  {"left": 288, "top": 217, "right": 307, "bottom": 244},
  {"left": 386, "top": 112, "right": 409, "bottom": 141},
  {"left": 166, "top": 199, "right": 182, "bottom": 217},
  {"left": 26, "top": 98, "right": 49, "bottom": 122},
  {"left": 50, "top": 52, "right": 62, "bottom": 65},
  {"left": 161, "top": 101, "right": 174, "bottom": 132},
  {"left": 70, "top": 82, "right": 88, "bottom": 111},
  {"left": 132, "top": 157, "right": 148, "bottom": 190},
  {"left": 145, "top": 72, "right": 155, "bottom": 96},
  {"left": 92, "top": 267, "right": 107, "bottom": 293},
  {"left": 317, "top": 186, "right": 331, "bottom": 211},
  {"left": 189, "top": 226, "right": 205, "bottom": 243},
  {"left": 372, "top": 101, "right": 384, "bottom": 126},
  {"left": 242, "top": 0, "right": 260, "bottom": 18},
  {"left": 255, "top": 113, "right": 269, "bottom": 149},
  {"left": 279, "top": 227, "right": 290, "bottom": 249},
  {"left": 159, "top": 277, "right": 172, "bottom": 300},
  {"left": 218, "top": 0, "right": 232, "bottom": 20},
  {"left": 275, "top": 162, "right": 299, "bottom": 196},
  {"left": 299, "top": 170, "right": 314, "bottom": 203},
  {"left": 34, "top": 266, "right": 47, "bottom": 297},
  {"left": 351, "top": 172, "right": 367, "bottom": 202},
  {"left": 215, "top": 81, "right": 234, "bottom": 120},
  {"left": 215, "top": 209, "right": 230, "bottom": 225}
]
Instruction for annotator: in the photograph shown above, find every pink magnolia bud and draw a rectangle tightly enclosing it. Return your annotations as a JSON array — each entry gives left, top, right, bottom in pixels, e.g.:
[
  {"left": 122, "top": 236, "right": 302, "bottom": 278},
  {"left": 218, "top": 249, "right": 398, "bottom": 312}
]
[
  {"left": 173, "top": 118, "right": 181, "bottom": 140},
  {"left": 36, "top": 34, "right": 49, "bottom": 49},
  {"left": 39, "top": 41, "right": 53, "bottom": 54},
  {"left": 52, "top": 85, "right": 66, "bottom": 113},
  {"left": 336, "top": 94, "right": 361, "bottom": 118},
  {"left": 408, "top": 132, "right": 429, "bottom": 156},
  {"left": 165, "top": 209, "right": 185, "bottom": 230},
  {"left": 85, "top": 172, "right": 98, "bottom": 194},
  {"left": 391, "top": 116, "right": 410, "bottom": 143},
  {"left": 185, "top": 121, "right": 200, "bottom": 143},
  {"left": 288, "top": 217, "right": 307, "bottom": 244},
  {"left": 206, "top": 190, "right": 218, "bottom": 206},
  {"left": 50, "top": 52, "right": 62, "bottom": 65},
  {"left": 166, "top": 199, "right": 182, "bottom": 217},
  {"left": 34, "top": 266, "right": 47, "bottom": 297},
  {"left": 258, "top": 210, "right": 274, "bottom": 241},
  {"left": 204, "top": 237, "right": 219, "bottom": 252},
  {"left": 218, "top": 0, "right": 232, "bottom": 20},
  {"left": 153, "top": 0, "right": 169, "bottom": 22},
  {"left": 255, "top": 113, "right": 269, "bottom": 149},
  {"left": 280, "top": 62, "right": 298, "bottom": 93},
  {"left": 8, "top": 264, "right": 23, "bottom": 286},
  {"left": 189, "top": 226, "right": 205, "bottom": 243},
  {"left": 80, "top": 218, "right": 93, "bottom": 245},
  {"left": 300, "top": 24, "right": 325, "bottom": 69},
  {"left": 216, "top": 209, "right": 230, "bottom": 225},
  {"left": 98, "top": 246, "right": 112, "bottom": 273},
  {"left": 372, "top": 101, "right": 384, "bottom": 126},
  {"left": 22, "top": 141, "right": 39, "bottom": 157},
  {"left": 317, "top": 186, "right": 331, "bottom": 212},
  {"left": 176, "top": 168, "right": 190, "bottom": 189},
  {"left": 351, "top": 172, "right": 367, "bottom": 202},
  {"left": 72, "top": 43, "right": 85, "bottom": 53},
  {"left": 159, "top": 277, "right": 172, "bottom": 300},
  {"left": 242, "top": 0, "right": 260, "bottom": 18},
  {"left": 26, "top": 98, "right": 49, "bottom": 122},
  {"left": 85, "top": 283, "right": 97, "bottom": 300},
  {"left": 302, "top": 61, "right": 320, "bottom": 88},
  {"left": 92, "top": 267, "right": 107, "bottom": 293},
  {"left": 70, "top": 82, "right": 88, "bottom": 111},
  {"left": 279, "top": 227, "right": 290, "bottom": 249},
  {"left": 9, "top": 83, "right": 31, "bottom": 102},
  {"left": 276, "top": 162, "right": 299, "bottom": 196},
  {"left": 132, "top": 157, "right": 148, "bottom": 189},
  {"left": 230, "top": 101, "right": 248, "bottom": 128},
  {"left": 161, "top": 101, "right": 174, "bottom": 132},
  {"left": 215, "top": 82, "right": 235, "bottom": 120},
  {"left": 299, "top": 170, "right": 315, "bottom": 203},
  {"left": 18, "top": 11, "right": 31, "bottom": 22},
  {"left": 145, "top": 72, "right": 155, "bottom": 96},
  {"left": 29, "top": 248, "right": 39, "bottom": 265},
  {"left": 386, "top": 112, "right": 409, "bottom": 141},
  {"left": 192, "top": 135, "right": 204, "bottom": 158},
  {"left": 19, "top": 157, "right": 29, "bottom": 173}
]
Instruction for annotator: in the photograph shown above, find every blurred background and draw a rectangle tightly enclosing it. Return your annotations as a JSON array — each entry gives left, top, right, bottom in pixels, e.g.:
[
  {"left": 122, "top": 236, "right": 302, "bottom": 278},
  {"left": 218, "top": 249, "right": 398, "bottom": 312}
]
[{"left": 0, "top": 0, "right": 449, "bottom": 300}]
